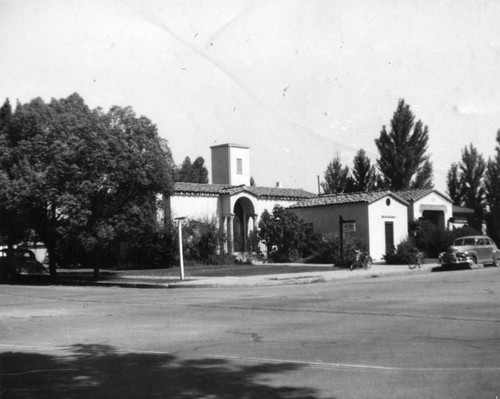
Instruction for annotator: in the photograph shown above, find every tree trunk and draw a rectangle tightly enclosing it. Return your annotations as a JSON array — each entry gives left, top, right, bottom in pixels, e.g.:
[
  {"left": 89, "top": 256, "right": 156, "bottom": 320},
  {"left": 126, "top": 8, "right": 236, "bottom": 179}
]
[
  {"left": 93, "top": 251, "right": 100, "bottom": 280},
  {"left": 46, "top": 241, "right": 57, "bottom": 278}
]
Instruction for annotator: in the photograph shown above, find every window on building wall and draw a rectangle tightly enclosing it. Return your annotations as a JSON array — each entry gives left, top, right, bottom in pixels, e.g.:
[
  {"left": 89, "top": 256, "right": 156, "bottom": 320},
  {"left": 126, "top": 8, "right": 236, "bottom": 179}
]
[{"left": 236, "top": 158, "right": 243, "bottom": 174}]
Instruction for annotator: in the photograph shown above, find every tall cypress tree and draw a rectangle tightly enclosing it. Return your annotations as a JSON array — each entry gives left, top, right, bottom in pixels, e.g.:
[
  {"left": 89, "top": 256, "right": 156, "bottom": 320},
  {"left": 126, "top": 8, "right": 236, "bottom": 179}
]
[
  {"left": 460, "top": 143, "right": 486, "bottom": 216},
  {"left": 485, "top": 130, "right": 500, "bottom": 207},
  {"left": 177, "top": 156, "right": 193, "bottom": 182},
  {"left": 321, "top": 156, "right": 350, "bottom": 194},
  {"left": 191, "top": 156, "right": 209, "bottom": 184},
  {"left": 412, "top": 159, "right": 434, "bottom": 189},
  {"left": 375, "top": 99, "right": 432, "bottom": 190},
  {"left": 350, "top": 149, "right": 375, "bottom": 192},
  {"left": 177, "top": 156, "right": 209, "bottom": 184},
  {"left": 446, "top": 162, "right": 462, "bottom": 205}
]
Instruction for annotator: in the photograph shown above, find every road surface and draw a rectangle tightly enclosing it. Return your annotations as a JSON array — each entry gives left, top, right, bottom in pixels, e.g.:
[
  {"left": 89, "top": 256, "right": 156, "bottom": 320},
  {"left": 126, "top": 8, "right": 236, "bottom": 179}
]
[{"left": 1, "top": 267, "right": 499, "bottom": 398}]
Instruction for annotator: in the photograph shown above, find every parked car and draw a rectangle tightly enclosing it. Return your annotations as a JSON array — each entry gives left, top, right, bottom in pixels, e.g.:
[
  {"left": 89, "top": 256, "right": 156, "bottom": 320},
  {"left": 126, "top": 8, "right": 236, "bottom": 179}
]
[
  {"left": 0, "top": 248, "right": 48, "bottom": 282},
  {"left": 439, "top": 235, "right": 500, "bottom": 268}
]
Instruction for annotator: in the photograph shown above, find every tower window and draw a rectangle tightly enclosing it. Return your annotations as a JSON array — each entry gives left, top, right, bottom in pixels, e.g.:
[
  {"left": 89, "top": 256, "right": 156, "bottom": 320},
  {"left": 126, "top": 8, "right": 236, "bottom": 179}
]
[{"left": 236, "top": 158, "right": 243, "bottom": 174}]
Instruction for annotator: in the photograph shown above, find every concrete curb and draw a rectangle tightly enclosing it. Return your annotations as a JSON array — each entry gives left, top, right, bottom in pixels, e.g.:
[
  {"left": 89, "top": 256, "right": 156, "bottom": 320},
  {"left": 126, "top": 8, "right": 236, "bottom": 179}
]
[{"left": 105, "top": 263, "right": 438, "bottom": 289}]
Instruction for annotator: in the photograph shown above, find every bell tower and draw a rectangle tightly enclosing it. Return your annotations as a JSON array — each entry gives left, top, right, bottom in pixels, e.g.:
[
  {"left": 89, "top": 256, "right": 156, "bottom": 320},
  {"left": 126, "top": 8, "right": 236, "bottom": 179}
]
[{"left": 210, "top": 143, "right": 250, "bottom": 186}]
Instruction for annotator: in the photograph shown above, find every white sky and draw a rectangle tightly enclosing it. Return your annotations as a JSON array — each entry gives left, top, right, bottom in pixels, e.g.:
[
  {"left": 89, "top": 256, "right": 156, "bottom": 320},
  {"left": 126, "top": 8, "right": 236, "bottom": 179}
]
[{"left": 1, "top": 0, "right": 499, "bottom": 193}]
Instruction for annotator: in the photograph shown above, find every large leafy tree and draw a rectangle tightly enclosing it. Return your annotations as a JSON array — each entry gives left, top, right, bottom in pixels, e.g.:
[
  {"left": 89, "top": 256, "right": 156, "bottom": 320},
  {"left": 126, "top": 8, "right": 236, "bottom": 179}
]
[
  {"left": 0, "top": 93, "right": 173, "bottom": 278},
  {"left": 321, "top": 156, "right": 350, "bottom": 194},
  {"left": 375, "top": 99, "right": 432, "bottom": 190},
  {"left": 258, "top": 205, "right": 305, "bottom": 262},
  {"left": 0, "top": 99, "right": 29, "bottom": 247}
]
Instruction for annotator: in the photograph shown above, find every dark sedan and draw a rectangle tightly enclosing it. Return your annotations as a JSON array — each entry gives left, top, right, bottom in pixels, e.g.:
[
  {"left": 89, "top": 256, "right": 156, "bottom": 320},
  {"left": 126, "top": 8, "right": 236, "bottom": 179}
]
[
  {"left": 0, "top": 248, "right": 48, "bottom": 283},
  {"left": 439, "top": 235, "right": 500, "bottom": 268}
]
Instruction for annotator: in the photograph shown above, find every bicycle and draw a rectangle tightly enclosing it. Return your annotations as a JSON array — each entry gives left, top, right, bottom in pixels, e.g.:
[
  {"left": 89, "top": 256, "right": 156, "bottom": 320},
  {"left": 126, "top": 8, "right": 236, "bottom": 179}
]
[
  {"left": 350, "top": 249, "right": 373, "bottom": 271},
  {"left": 408, "top": 251, "right": 425, "bottom": 269}
]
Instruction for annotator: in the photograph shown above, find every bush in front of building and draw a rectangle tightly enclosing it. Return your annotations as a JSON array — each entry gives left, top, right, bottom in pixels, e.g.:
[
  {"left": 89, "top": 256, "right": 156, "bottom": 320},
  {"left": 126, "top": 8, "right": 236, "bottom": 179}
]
[
  {"left": 384, "top": 224, "right": 482, "bottom": 264},
  {"left": 181, "top": 218, "right": 229, "bottom": 264},
  {"left": 125, "top": 226, "right": 177, "bottom": 269},
  {"left": 52, "top": 224, "right": 178, "bottom": 270},
  {"left": 413, "top": 221, "right": 480, "bottom": 257},
  {"left": 300, "top": 234, "right": 337, "bottom": 264},
  {"left": 258, "top": 205, "right": 306, "bottom": 263},
  {"left": 334, "top": 232, "right": 369, "bottom": 267},
  {"left": 384, "top": 239, "right": 417, "bottom": 264}
]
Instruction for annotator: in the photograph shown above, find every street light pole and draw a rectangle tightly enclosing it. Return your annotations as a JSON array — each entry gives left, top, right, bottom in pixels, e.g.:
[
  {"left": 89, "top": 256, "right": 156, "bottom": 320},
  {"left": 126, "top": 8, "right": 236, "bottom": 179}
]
[{"left": 174, "top": 217, "right": 187, "bottom": 280}]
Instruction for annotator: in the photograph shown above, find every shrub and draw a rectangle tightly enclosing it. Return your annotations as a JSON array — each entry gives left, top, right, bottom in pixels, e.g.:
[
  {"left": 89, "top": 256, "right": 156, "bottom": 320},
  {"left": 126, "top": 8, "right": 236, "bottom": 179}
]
[
  {"left": 384, "top": 239, "right": 416, "bottom": 265},
  {"left": 258, "top": 205, "right": 305, "bottom": 263},
  {"left": 204, "top": 253, "right": 237, "bottom": 265},
  {"left": 300, "top": 234, "right": 336, "bottom": 264},
  {"left": 126, "top": 226, "right": 177, "bottom": 269},
  {"left": 414, "top": 221, "right": 479, "bottom": 257},
  {"left": 329, "top": 232, "right": 368, "bottom": 267},
  {"left": 182, "top": 218, "right": 225, "bottom": 263}
]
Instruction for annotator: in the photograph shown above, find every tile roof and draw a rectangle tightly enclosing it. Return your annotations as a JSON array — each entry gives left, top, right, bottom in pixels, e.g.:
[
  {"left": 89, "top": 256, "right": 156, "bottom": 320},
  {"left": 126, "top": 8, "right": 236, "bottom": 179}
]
[
  {"left": 174, "top": 182, "right": 230, "bottom": 196},
  {"left": 289, "top": 190, "right": 399, "bottom": 208},
  {"left": 392, "top": 188, "right": 452, "bottom": 203},
  {"left": 173, "top": 182, "right": 316, "bottom": 199}
]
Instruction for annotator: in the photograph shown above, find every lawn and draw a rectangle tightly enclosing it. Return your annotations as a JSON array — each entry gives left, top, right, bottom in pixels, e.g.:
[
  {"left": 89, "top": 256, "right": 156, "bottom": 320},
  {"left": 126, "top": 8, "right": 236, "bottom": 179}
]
[
  {"left": 118, "top": 263, "right": 340, "bottom": 278},
  {"left": 11, "top": 263, "right": 339, "bottom": 285}
]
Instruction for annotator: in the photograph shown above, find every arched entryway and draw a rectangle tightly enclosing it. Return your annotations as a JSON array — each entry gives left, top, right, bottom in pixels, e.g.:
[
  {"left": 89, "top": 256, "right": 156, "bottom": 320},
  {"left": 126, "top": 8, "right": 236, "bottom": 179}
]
[{"left": 233, "top": 197, "right": 256, "bottom": 253}]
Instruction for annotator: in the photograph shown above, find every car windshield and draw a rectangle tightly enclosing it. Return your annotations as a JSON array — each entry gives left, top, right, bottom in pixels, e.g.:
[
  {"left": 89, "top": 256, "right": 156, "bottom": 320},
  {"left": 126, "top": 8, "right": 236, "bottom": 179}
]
[{"left": 454, "top": 238, "right": 476, "bottom": 246}]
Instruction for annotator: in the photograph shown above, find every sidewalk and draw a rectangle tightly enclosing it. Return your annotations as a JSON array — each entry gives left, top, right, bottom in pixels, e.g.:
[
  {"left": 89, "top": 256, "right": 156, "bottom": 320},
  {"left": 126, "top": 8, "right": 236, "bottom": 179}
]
[{"left": 101, "top": 262, "right": 437, "bottom": 289}]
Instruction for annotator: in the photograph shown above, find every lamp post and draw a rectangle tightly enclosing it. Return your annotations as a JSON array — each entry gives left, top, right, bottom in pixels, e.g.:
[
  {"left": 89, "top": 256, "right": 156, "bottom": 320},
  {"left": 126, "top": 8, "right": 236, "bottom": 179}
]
[{"left": 174, "top": 217, "right": 187, "bottom": 280}]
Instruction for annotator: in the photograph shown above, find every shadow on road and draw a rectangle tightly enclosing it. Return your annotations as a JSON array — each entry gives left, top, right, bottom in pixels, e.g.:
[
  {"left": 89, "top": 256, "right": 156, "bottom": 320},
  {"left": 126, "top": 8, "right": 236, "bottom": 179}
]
[
  {"left": 4, "top": 270, "right": 121, "bottom": 286},
  {"left": 431, "top": 264, "right": 474, "bottom": 272},
  {"left": 0, "top": 344, "right": 324, "bottom": 398}
]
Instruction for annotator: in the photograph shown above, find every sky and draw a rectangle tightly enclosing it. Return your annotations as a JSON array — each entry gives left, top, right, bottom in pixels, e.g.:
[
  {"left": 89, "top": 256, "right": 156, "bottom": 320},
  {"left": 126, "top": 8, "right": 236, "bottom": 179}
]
[{"left": 1, "top": 0, "right": 500, "bottom": 194}]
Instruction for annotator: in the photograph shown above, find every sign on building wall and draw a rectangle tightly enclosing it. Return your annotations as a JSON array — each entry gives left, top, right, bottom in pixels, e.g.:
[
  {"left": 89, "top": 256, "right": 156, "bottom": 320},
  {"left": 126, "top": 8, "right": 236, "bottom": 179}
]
[{"left": 343, "top": 222, "right": 356, "bottom": 233}]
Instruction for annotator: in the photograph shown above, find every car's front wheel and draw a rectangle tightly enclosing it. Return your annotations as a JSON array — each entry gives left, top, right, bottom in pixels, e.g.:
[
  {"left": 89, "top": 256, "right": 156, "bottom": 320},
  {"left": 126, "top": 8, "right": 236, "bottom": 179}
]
[
  {"left": 469, "top": 256, "right": 478, "bottom": 268},
  {"left": 493, "top": 257, "right": 500, "bottom": 267}
]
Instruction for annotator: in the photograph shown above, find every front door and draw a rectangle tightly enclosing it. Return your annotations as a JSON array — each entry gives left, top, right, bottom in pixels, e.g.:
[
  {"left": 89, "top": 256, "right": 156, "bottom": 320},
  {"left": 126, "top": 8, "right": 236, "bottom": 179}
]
[
  {"left": 233, "top": 202, "right": 245, "bottom": 252},
  {"left": 385, "top": 221, "right": 394, "bottom": 255}
]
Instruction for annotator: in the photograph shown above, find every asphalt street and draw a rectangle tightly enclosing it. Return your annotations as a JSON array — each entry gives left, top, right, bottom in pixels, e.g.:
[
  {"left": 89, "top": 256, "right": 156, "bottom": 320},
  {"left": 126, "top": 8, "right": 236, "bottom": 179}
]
[{"left": 1, "top": 267, "right": 499, "bottom": 398}]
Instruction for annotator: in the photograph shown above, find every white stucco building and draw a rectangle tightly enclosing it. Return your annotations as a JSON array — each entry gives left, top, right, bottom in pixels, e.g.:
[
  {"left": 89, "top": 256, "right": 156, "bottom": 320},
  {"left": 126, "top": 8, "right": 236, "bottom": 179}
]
[
  {"left": 164, "top": 143, "right": 455, "bottom": 261},
  {"left": 393, "top": 189, "right": 453, "bottom": 230},
  {"left": 289, "top": 191, "right": 409, "bottom": 260},
  {"left": 290, "top": 188, "right": 454, "bottom": 260},
  {"left": 164, "top": 144, "right": 316, "bottom": 254}
]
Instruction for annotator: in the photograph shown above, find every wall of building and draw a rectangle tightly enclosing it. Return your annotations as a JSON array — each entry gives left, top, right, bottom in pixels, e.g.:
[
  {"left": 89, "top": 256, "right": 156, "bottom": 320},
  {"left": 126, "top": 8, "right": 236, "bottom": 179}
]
[
  {"left": 211, "top": 145, "right": 230, "bottom": 185},
  {"left": 168, "top": 195, "right": 220, "bottom": 222},
  {"left": 210, "top": 144, "right": 250, "bottom": 186},
  {"left": 410, "top": 192, "right": 453, "bottom": 229},
  {"left": 368, "top": 196, "right": 408, "bottom": 260},
  {"left": 169, "top": 193, "right": 300, "bottom": 229},
  {"left": 291, "top": 197, "right": 409, "bottom": 261},
  {"left": 228, "top": 146, "right": 250, "bottom": 186},
  {"left": 252, "top": 198, "right": 301, "bottom": 219},
  {"left": 291, "top": 202, "right": 370, "bottom": 246}
]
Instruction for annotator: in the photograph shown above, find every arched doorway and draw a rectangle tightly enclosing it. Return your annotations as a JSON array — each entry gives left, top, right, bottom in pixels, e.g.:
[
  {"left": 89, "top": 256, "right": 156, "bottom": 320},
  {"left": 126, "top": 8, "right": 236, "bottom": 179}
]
[{"left": 233, "top": 197, "right": 256, "bottom": 253}]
